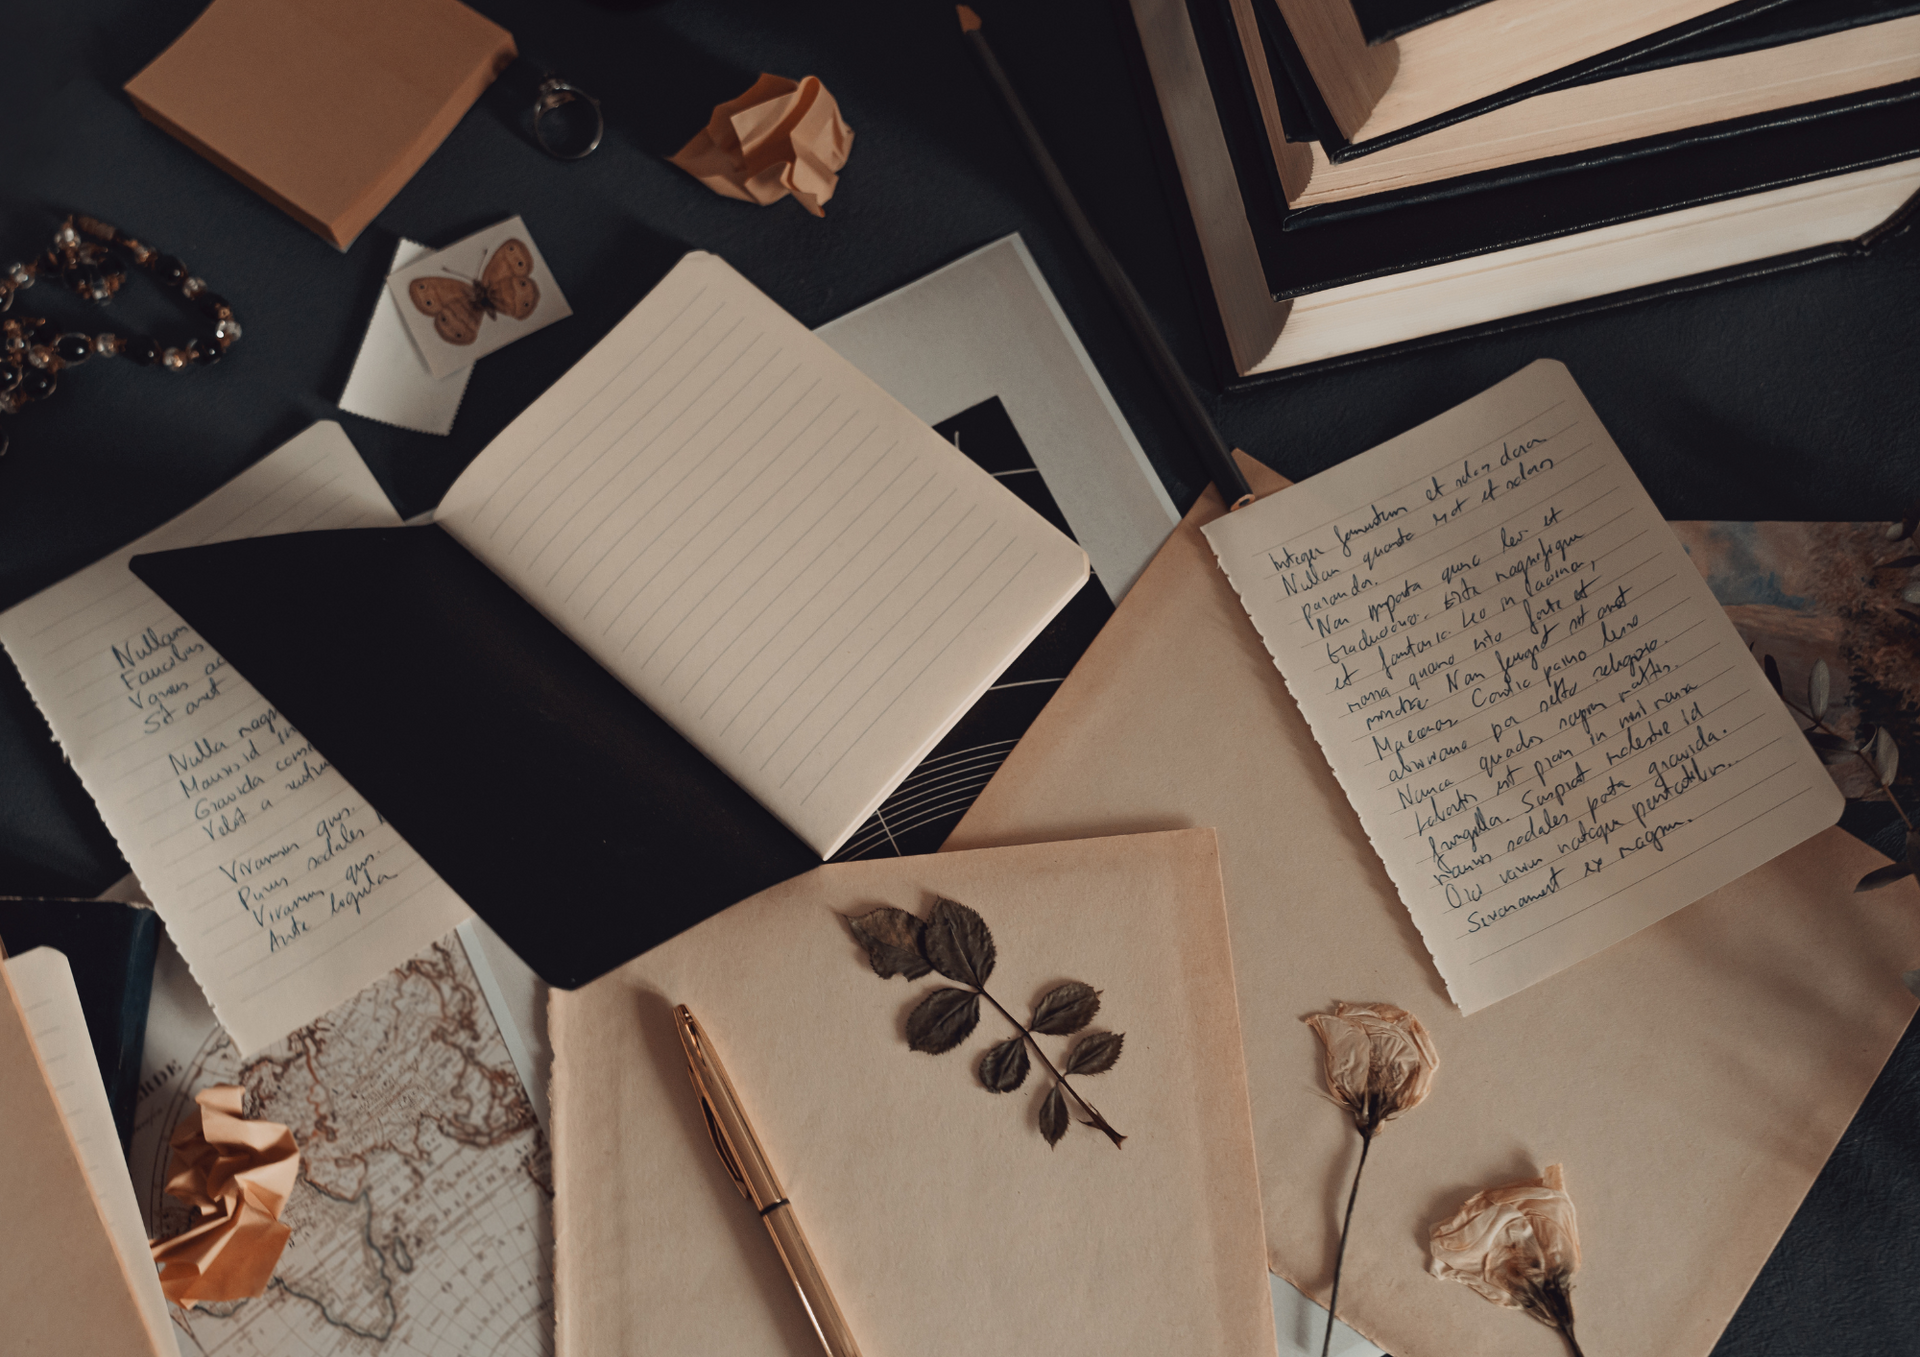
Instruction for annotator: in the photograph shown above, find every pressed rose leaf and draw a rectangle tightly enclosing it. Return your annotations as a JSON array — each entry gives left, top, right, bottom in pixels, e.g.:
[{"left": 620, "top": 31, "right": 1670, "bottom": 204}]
[
  {"left": 1029, "top": 981, "right": 1100, "bottom": 1035},
  {"left": 844, "top": 907, "right": 930, "bottom": 980},
  {"left": 978, "top": 1036, "right": 1030, "bottom": 1093},
  {"left": 1038, "top": 1082, "right": 1070, "bottom": 1146},
  {"left": 923, "top": 897, "right": 996, "bottom": 987},
  {"left": 906, "top": 987, "right": 981, "bottom": 1054},
  {"left": 1065, "top": 1030, "right": 1124, "bottom": 1076}
]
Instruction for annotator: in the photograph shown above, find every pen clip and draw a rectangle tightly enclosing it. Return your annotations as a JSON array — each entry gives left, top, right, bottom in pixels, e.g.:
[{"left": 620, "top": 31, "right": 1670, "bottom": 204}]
[{"left": 699, "top": 1093, "right": 753, "bottom": 1203}]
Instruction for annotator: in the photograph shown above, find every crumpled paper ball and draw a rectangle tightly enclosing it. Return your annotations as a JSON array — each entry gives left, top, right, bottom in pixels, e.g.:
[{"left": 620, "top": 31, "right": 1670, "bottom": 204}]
[
  {"left": 669, "top": 73, "right": 854, "bottom": 217},
  {"left": 147, "top": 1084, "right": 300, "bottom": 1307}
]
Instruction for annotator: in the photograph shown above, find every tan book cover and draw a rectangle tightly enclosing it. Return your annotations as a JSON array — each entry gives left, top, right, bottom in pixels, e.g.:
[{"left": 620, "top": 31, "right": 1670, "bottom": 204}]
[
  {"left": 0, "top": 957, "right": 169, "bottom": 1357},
  {"left": 948, "top": 452, "right": 1920, "bottom": 1356},
  {"left": 549, "top": 829, "right": 1276, "bottom": 1357},
  {"left": 126, "top": 0, "right": 516, "bottom": 250}
]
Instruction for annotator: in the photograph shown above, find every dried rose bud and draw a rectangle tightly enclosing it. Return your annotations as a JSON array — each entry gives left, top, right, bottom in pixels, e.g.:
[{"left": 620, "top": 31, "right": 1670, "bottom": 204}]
[
  {"left": 1303, "top": 1000, "right": 1438, "bottom": 1138},
  {"left": 1429, "top": 1164, "right": 1585, "bottom": 1355}
]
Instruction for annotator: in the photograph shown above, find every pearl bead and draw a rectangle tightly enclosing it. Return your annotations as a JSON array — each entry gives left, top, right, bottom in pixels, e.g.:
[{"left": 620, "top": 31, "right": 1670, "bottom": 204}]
[
  {"left": 182, "top": 276, "right": 206, "bottom": 298},
  {"left": 93, "top": 333, "right": 119, "bottom": 355},
  {"left": 7, "top": 263, "right": 31, "bottom": 287},
  {"left": 215, "top": 318, "right": 241, "bottom": 343},
  {"left": 161, "top": 347, "right": 187, "bottom": 370},
  {"left": 53, "top": 223, "right": 79, "bottom": 248}
]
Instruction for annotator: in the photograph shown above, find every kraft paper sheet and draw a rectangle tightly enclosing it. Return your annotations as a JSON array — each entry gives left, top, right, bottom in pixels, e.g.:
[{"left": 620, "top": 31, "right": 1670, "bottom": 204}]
[
  {"left": 0, "top": 957, "right": 169, "bottom": 1357},
  {"left": 947, "top": 454, "right": 1920, "bottom": 1357},
  {"left": 549, "top": 829, "right": 1275, "bottom": 1357}
]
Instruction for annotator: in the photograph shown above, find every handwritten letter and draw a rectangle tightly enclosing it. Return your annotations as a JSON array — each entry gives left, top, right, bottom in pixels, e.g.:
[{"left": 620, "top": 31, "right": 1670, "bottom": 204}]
[
  {"left": 0, "top": 425, "right": 470, "bottom": 1051},
  {"left": 1203, "top": 361, "right": 1841, "bottom": 1011}
]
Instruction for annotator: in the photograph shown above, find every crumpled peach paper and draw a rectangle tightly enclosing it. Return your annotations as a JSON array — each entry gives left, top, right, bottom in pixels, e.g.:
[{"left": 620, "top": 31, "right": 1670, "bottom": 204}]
[
  {"left": 669, "top": 73, "right": 853, "bottom": 216},
  {"left": 148, "top": 1085, "right": 299, "bottom": 1306}
]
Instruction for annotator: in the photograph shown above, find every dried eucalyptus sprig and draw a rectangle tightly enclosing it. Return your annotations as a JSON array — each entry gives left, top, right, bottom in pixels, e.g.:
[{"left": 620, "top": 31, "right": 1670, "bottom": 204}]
[
  {"left": 844, "top": 898, "right": 1125, "bottom": 1147},
  {"left": 1304, "top": 1001, "right": 1438, "bottom": 1357},
  {"left": 1761, "top": 652, "right": 1919, "bottom": 891}
]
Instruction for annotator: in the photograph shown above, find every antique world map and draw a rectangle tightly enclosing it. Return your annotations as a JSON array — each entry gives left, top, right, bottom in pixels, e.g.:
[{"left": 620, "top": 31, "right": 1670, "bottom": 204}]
[{"left": 133, "top": 933, "right": 551, "bottom": 1356}]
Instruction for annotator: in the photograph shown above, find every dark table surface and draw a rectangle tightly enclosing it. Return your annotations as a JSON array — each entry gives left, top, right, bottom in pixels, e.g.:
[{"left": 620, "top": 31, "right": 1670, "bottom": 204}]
[{"left": 6, "top": 2, "right": 1918, "bottom": 1352}]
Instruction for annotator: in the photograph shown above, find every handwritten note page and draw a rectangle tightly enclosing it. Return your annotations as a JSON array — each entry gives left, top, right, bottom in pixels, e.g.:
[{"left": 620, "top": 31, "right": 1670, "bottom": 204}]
[
  {"left": 437, "top": 252, "right": 1089, "bottom": 858},
  {"left": 0, "top": 425, "right": 470, "bottom": 1052},
  {"left": 1203, "top": 361, "right": 1842, "bottom": 1012}
]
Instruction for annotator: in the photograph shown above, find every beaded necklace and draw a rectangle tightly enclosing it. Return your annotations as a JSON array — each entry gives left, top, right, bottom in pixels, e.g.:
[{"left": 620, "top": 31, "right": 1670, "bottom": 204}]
[{"left": 0, "top": 214, "right": 242, "bottom": 458}]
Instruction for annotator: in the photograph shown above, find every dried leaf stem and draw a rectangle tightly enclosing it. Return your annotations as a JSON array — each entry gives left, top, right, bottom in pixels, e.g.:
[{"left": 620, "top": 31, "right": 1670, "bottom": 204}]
[
  {"left": 1784, "top": 691, "right": 1916, "bottom": 832},
  {"left": 1321, "top": 1128, "right": 1372, "bottom": 1357},
  {"left": 976, "top": 987, "right": 1126, "bottom": 1147}
]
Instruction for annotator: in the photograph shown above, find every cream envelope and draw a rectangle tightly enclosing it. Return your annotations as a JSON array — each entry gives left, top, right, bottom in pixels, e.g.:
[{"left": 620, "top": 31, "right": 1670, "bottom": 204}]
[
  {"left": 550, "top": 829, "right": 1275, "bottom": 1357},
  {"left": 948, "top": 454, "right": 1920, "bottom": 1357}
]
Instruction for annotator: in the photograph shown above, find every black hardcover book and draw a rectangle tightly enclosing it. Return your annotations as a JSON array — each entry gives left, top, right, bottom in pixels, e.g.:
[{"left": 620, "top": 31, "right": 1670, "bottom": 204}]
[
  {"left": 0, "top": 898, "right": 159, "bottom": 1152},
  {"left": 1259, "top": 0, "right": 1920, "bottom": 161},
  {"left": 1349, "top": 0, "right": 1495, "bottom": 44}
]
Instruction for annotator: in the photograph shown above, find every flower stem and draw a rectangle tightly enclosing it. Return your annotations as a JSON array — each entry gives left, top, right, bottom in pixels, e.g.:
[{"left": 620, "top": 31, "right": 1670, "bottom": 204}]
[
  {"left": 1322, "top": 1128, "right": 1372, "bottom": 1357},
  {"left": 977, "top": 986, "right": 1125, "bottom": 1146},
  {"left": 1558, "top": 1321, "right": 1586, "bottom": 1357},
  {"left": 1782, "top": 694, "right": 1916, "bottom": 831}
]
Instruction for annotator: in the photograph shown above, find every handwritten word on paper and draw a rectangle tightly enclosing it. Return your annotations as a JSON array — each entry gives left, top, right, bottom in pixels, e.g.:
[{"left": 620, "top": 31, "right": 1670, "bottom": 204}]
[
  {"left": 1204, "top": 362, "right": 1840, "bottom": 1012},
  {"left": 0, "top": 425, "right": 469, "bottom": 1052}
]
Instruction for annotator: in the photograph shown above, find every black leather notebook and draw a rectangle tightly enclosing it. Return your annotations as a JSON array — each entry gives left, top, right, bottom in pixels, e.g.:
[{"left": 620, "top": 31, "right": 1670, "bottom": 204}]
[
  {"left": 0, "top": 898, "right": 158, "bottom": 1152},
  {"left": 129, "top": 253, "right": 1089, "bottom": 990}
]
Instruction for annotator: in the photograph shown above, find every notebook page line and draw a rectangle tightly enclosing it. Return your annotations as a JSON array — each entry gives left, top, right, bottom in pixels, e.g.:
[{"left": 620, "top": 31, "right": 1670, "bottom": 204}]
[
  {"left": 788, "top": 540, "right": 1028, "bottom": 801},
  {"left": 503, "top": 307, "right": 750, "bottom": 565},
  {"left": 747, "top": 507, "right": 987, "bottom": 766},
  {"left": 629, "top": 433, "right": 893, "bottom": 674},
  {"left": 476, "top": 285, "right": 712, "bottom": 544}
]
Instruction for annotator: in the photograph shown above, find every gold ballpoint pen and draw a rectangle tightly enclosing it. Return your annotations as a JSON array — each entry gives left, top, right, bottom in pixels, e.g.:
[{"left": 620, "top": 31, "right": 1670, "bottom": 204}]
[{"left": 674, "top": 1004, "right": 864, "bottom": 1357}]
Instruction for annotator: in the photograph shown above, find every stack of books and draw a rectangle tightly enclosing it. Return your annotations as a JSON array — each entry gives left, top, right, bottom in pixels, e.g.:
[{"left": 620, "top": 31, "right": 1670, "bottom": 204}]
[{"left": 1125, "top": 0, "right": 1920, "bottom": 378}]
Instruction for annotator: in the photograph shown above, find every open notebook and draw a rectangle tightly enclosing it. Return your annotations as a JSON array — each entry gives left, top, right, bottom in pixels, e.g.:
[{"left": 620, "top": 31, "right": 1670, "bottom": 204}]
[{"left": 132, "top": 252, "right": 1088, "bottom": 988}]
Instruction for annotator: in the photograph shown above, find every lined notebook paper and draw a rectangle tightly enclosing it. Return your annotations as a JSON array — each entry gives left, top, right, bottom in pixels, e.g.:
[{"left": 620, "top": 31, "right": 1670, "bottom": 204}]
[
  {"left": 1203, "top": 361, "right": 1842, "bottom": 1012},
  {"left": 6, "top": 947, "right": 174, "bottom": 1353},
  {"left": 438, "top": 252, "right": 1090, "bottom": 857},
  {"left": 0, "top": 425, "right": 470, "bottom": 1051}
]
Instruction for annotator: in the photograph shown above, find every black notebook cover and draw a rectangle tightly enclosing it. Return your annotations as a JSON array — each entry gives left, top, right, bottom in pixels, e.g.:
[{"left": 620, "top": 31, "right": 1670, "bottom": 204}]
[
  {"left": 129, "top": 527, "right": 820, "bottom": 992},
  {"left": 1261, "top": 0, "right": 1920, "bottom": 161},
  {"left": 0, "top": 898, "right": 158, "bottom": 1153}
]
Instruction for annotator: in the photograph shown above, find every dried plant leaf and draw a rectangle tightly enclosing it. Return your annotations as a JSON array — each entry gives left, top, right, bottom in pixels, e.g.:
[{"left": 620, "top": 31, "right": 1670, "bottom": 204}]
[
  {"left": 1872, "top": 727, "right": 1900, "bottom": 787},
  {"left": 1854, "top": 861, "right": 1914, "bottom": 892},
  {"left": 1029, "top": 981, "right": 1101, "bottom": 1035},
  {"left": 923, "top": 897, "right": 996, "bottom": 987},
  {"left": 1038, "top": 1082, "right": 1070, "bottom": 1146},
  {"left": 978, "top": 1036, "right": 1030, "bottom": 1092},
  {"left": 844, "top": 907, "right": 930, "bottom": 980},
  {"left": 1877, "top": 554, "right": 1920, "bottom": 570},
  {"left": 1065, "top": 1030, "right": 1124, "bottom": 1076},
  {"left": 906, "top": 987, "right": 981, "bottom": 1054},
  {"left": 1762, "top": 653, "right": 1783, "bottom": 696},
  {"left": 1805, "top": 730, "right": 1854, "bottom": 752},
  {"left": 1808, "top": 659, "right": 1831, "bottom": 723},
  {"left": 1904, "top": 969, "right": 1920, "bottom": 999}
]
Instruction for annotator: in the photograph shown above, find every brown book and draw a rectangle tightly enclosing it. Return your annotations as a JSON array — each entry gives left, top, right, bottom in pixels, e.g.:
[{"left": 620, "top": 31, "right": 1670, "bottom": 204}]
[{"left": 126, "top": 0, "right": 516, "bottom": 250}]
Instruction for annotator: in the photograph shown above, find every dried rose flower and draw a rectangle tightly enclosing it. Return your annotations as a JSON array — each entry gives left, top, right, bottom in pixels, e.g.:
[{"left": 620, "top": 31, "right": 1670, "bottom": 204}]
[
  {"left": 1303, "top": 1001, "right": 1439, "bottom": 1357},
  {"left": 1304, "top": 999, "right": 1438, "bottom": 1137},
  {"left": 1429, "top": 1163, "right": 1585, "bottom": 1357}
]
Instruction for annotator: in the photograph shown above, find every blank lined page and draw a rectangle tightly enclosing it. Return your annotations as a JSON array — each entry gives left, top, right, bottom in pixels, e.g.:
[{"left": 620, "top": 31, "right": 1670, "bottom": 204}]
[
  {"left": 437, "top": 253, "right": 1088, "bottom": 857},
  {"left": 0, "top": 425, "right": 471, "bottom": 1052},
  {"left": 1203, "top": 361, "right": 1842, "bottom": 1012}
]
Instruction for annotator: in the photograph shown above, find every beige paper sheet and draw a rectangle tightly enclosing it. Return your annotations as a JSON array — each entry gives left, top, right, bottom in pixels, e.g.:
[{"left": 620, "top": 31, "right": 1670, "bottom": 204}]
[
  {"left": 1, "top": 953, "right": 169, "bottom": 1357},
  {"left": 1203, "top": 360, "right": 1842, "bottom": 1013},
  {"left": 549, "top": 829, "right": 1275, "bottom": 1357},
  {"left": 949, "top": 455, "right": 1920, "bottom": 1357}
]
